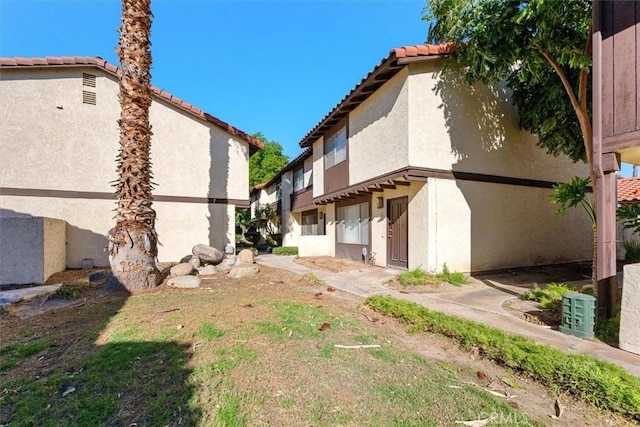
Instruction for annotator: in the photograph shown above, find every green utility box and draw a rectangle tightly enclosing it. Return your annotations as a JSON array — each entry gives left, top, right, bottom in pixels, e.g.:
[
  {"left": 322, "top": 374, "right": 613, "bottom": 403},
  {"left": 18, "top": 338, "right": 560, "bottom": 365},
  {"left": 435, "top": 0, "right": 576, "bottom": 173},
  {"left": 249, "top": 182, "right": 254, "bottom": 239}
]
[{"left": 559, "top": 293, "right": 596, "bottom": 338}]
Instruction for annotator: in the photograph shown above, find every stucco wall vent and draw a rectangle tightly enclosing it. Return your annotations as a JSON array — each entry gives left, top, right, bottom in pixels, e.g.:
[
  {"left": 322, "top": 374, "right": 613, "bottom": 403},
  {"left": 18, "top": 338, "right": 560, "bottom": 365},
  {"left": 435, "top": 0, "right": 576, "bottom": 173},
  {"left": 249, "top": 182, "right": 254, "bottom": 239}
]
[
  {"left": 82, "top": 73, "right": 96, "bottom": 87},
  {"left": 82, "top": 90, "right": 96, "bottom": 105}
]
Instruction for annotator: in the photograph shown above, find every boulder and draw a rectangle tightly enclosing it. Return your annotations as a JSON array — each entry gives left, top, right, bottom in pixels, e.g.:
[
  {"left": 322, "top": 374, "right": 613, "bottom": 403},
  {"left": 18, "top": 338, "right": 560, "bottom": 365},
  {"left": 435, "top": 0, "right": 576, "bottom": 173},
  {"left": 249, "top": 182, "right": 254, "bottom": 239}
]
[
  {"left": 235, "top": 249, "right": 255, "bottom": 266},
  {"left": 167, "top": 275, "right": 201, "bottom": 288},
  {"left": 229, "top": 264, "right": 260, "bottom": 279},
  {"left": 188, "top": 256, "right": 201, "bottom": 269},
  {"left": 216, "top": 256, "right": 237, "bottom": 273},
  {"left": 170, "top": 263, "right": 194, "bottom": 277},
  {"left": 180, "top": 254, "right": 193, "bottom": 264},
  {"left": 198, "top": 265, "right": 218, "bottom": 276},
  {"left": 193, "top": 244, "right": 223, "bottom": 264}
]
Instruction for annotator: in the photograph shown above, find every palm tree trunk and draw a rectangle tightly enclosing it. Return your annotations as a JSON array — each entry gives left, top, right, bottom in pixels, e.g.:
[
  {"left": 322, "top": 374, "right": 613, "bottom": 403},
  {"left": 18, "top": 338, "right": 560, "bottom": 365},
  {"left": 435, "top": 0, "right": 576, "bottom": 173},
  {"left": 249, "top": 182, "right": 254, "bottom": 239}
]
[{"left": 107, "top": 0, "right": 160, "bottom": 291}]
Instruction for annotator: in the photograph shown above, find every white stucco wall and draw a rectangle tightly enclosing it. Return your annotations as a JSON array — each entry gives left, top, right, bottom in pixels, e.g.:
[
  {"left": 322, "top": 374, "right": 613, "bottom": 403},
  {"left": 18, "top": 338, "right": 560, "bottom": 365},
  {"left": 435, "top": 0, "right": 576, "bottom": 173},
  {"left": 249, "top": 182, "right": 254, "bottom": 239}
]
[
  {"left": 298, "top": 235, "right": 329, "bottom": 257},
  {"left": 348, "top": 68, "right": 409, "bottom": 185},
  {"left": 0, "top": 67, "right": 250, "bottom": 266}
]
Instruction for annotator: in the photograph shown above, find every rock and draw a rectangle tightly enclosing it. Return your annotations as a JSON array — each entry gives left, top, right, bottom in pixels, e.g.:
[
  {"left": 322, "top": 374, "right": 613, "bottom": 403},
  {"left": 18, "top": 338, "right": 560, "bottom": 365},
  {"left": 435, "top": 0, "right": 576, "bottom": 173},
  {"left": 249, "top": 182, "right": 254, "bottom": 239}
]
[
  {"left": 198, "top": 265, "right": 218, "bottom": 276},
  {"left": 193, "top": 244, "right": 223, "bottom": 264},
  {"left": 170, "top": 263, "right": 194, "bottom": 277},
  {"left": 235, "top": 249, "right": 255, "bottom": 266},
  {"left": 189, "top": 256, "right": 201, "bottom": 269},
  {"left": 216, "top": 257, "right": 237, "bottom": 273},
  {"left": 88, "top": 270, "right": 108, "bottom": 284},
  {"left": 167, "top": 275, "right": 201, "bottom": 288},
  {"left": 180, "top": 254, "right": 193, "bottom": 264},
  {"left": 229, "top": 264, "right": 260, "bottom": 279}
]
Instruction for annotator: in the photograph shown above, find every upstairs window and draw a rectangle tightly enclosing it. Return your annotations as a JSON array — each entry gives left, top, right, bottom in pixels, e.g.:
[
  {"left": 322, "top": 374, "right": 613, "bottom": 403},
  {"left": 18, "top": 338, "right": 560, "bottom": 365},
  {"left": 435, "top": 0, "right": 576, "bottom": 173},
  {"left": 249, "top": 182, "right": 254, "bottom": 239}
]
[
  {"left": 325, "top": 126, "right": 347, "bottom": 169},
  {"left": 293, "top": 167, "right": 304, "bottom": 192}
]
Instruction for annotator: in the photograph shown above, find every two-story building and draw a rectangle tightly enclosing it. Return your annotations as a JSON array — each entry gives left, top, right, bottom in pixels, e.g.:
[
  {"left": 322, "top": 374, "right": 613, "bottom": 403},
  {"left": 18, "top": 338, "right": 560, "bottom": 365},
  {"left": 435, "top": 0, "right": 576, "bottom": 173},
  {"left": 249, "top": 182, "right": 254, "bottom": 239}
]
[
  {"left": 0, "top": 56, "right": 263, "bottom": 269},
  {"left": 269, "top": 44, "right": 592, "bottom": 272}
]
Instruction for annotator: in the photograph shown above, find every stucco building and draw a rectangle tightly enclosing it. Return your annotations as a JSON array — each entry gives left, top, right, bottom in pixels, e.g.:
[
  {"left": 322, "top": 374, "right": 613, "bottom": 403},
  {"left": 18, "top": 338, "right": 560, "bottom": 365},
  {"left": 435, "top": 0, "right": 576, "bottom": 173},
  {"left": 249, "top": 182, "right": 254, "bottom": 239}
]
[
  {"left": 256, "top": 44, "right": 592, "bottom": 273},
  {"left": 0, "top": 56, "right": 262, "bottom": 271}
]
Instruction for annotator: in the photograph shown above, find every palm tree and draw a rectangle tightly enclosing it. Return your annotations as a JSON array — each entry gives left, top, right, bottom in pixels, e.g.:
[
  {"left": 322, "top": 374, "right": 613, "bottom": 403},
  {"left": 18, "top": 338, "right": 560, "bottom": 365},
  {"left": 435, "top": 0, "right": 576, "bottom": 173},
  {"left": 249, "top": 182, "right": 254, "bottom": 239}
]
[{"left": 106, "top": 0, "right": 161, "bottom": 291}]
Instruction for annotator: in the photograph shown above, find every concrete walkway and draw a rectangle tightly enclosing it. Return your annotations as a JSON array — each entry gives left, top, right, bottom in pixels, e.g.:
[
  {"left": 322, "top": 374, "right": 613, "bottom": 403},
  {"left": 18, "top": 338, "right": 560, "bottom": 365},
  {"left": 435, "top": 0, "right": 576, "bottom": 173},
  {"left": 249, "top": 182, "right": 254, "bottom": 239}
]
[{"left": 257, "top": 254, "right": 640, "bottom": 377}]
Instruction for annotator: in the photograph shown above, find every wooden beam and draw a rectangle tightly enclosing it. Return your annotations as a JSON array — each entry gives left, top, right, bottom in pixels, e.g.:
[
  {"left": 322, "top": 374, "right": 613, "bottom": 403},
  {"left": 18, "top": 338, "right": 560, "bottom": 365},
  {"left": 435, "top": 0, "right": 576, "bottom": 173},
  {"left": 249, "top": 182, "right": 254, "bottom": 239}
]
[
  {"left": 378, "top": 183, "right": 396, "bottom": 189},
  {"left": 393, "top": 180, "right": 411, "bottom": 186},
  {"left": 367, "top": 186, "right": 384, "bottom": 192}
]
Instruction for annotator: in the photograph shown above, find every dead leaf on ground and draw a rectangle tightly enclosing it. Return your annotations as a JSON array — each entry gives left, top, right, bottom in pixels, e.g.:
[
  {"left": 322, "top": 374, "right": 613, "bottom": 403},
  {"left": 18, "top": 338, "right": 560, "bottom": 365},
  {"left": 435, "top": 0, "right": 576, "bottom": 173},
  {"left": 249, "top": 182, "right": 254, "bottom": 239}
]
[
  {"left": 476, "top": 370, "right": 488, "bottom": 380},
  {"left": 327, "top": 286, "right": 336, "bottom": 292},
  {"left": 454, "top": 415, "right": 494, "bottom": 426},
  {"left": 242, "top": 303, "right": 254, "bottom": 308},
  {"left": 314, "top": 293, "right": 323, "bottom": 298},
  {"left": 319, "top": 322, "right": 330, "bottom": 331}
]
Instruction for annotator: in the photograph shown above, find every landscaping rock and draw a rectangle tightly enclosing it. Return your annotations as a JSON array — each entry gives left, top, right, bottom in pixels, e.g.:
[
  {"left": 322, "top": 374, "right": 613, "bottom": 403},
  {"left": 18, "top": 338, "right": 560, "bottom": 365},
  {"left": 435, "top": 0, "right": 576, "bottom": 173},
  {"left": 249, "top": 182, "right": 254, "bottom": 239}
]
[
  {"left": 167, "top": 275, "right": 201, "bottom": 288},
  {"left": 229, "top": 264, "right": 259, "bottom": 279},
  {"left": 193, "top": 244, "right": 223, "bottom": 264},
  {"left": 198, "top": 265, "right": 218, "bottom": 276},
  {"left": 88, "top": 270, "right": 108, "bottom": 284},
  {"left": 170, "top": 263, "right": 194, "bottom": 277},
  {"left": 216, "top": 256, "right": 237, "bottom": 273},
  {"left": 180, "top": 254, "right": 193, "bottom": 264},
  {"left": 188, "top": 256, "right": 201, "bottom": 269},
  {"left": 0, "top": 292, "right": 23, "bottom": 306},
  {"left": 236, "top": 249, "right": 255, "bottom": 266}
]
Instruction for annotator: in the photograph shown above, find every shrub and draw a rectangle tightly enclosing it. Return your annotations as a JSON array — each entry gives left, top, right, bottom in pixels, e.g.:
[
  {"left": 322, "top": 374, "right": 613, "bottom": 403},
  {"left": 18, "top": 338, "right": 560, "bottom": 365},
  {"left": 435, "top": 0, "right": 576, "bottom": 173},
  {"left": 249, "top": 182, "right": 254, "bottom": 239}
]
[
  {"left": 519, "top": 283, "right": 574, "bottom": 310},
  {"left": 396, "top": 264, "right": 467, "bottom": 287},
  {"left": 366, "top": 295, "right": 640, "bottom": 421},
  {"left": 272, "top": 246, "right": 298, "bottom": 256},
  {"left": 623, "top": 240, "right": 640, "bottom": 264}
]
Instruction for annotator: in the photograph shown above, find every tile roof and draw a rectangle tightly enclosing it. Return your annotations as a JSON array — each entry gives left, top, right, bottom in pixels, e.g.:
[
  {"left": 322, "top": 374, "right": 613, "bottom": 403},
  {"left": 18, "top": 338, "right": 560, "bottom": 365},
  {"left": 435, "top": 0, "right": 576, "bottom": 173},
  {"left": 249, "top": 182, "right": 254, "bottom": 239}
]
[
  {"left": 618, "top": 177, "right": 640, "bottom": 203},
  {"left": 0, "top": 56, "right": 264, "bottom": 151},
  {"left": 298, "top": 43, "right": 455, "bottom": 148}
]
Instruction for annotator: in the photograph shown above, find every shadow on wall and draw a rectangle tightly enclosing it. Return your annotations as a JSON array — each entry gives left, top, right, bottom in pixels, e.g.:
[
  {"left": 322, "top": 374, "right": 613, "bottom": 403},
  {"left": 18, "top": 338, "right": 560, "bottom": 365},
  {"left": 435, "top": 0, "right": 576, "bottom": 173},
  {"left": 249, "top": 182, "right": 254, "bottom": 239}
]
[
  {"left": 0, "top": 283, "right": 203, "bottom": 424},
  {"left": 0, "top": 208, "right": 109, "bottom": 270},
  {"left": 208, "top": 126, "right": 230, "bottom": 250},
  {"left": 432, "top": 68, "right": 591, "bottom": 271},
  {"left": 433, "top": 66, "right": 510, "bottom": 163}
]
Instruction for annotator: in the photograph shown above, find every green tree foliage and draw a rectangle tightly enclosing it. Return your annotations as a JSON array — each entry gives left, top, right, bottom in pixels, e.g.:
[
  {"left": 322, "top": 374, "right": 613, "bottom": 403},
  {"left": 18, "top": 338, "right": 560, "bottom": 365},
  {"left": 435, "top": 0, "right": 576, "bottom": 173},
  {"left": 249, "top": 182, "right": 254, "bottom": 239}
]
[
  {"left": 249, "top": 132, "right": 289, "bottom": 189},
  {"left": 425, "top": 0, "right": 593, "bottom": 180}
]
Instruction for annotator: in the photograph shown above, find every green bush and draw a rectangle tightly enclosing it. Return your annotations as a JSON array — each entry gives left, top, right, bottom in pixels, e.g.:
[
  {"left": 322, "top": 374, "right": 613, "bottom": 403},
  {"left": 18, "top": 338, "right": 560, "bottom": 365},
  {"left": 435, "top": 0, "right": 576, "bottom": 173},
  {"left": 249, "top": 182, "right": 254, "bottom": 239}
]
[
  {"left": 396, "top": 264, "right": 467, "bottom": 287},
  {"left": 272, "top": 246, "right": 298, "bottom": 256},
  {"left": 623, "top": 240, "right": 640, "bottom": 264},
  {"left": 520, "top": 283, "right": 574, "bottom": 310},
  {"left": 366, "top": 295, "right": 640, "bottom": 421}
]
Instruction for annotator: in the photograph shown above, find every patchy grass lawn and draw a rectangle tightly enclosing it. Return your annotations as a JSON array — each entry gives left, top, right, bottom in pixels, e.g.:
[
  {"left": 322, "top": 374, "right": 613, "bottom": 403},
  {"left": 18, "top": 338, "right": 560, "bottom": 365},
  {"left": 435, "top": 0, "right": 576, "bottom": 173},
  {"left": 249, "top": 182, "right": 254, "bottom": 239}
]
[
  {"left": 397, "top": 265, "right": 467, "bottom": 287},
  {"left": 0, "top": 266, "right": 629, "bottom": 426}
]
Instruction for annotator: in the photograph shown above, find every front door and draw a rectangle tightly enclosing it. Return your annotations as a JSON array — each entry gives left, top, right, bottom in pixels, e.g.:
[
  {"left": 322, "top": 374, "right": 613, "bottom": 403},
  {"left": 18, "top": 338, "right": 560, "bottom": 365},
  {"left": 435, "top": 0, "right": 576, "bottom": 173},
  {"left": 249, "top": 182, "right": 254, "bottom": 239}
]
[{"left": 387, "top": 197, "right": 408, "bottom": 268}]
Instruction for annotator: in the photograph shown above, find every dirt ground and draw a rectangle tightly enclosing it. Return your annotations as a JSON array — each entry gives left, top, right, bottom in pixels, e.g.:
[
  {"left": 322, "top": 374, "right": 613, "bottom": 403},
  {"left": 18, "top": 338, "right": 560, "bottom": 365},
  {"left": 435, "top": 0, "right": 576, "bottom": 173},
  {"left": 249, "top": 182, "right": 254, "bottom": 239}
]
[{"left": 0, "top": 264, "right": 632, "bottom": 426}]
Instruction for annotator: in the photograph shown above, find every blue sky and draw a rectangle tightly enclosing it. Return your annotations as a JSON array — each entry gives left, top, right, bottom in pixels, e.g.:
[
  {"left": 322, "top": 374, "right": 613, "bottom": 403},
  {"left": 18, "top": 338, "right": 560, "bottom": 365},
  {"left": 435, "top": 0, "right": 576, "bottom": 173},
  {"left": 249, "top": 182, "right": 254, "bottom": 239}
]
[
  {"left": 1, "top": 0, "right": 633, "bottom": 176},
  {"left": 1, "top": 0, "right": 428, "bottom": 160}
]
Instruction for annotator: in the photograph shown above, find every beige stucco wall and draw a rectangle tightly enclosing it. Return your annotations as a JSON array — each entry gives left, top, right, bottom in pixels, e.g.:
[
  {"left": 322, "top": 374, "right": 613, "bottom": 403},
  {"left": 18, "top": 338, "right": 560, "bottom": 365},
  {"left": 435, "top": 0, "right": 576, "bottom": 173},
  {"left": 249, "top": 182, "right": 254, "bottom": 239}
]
[
  {"left": 43, "top": 217, "right": 67, "bottom": 281},
  {"left": 348, "top": 68, "right": 410, "bottom": 186},
  {"left": 298, "top": 235, "right": 329, "bottom": 257},
  {"left": 312, "top": 137, "right": 325, "bottom": 198},
  {"left": 427, "top": 178, "right": 591, "bottom": 272},
  {"left": 406, "top": 61, "right": 588, "bottom": 181},
  {"left": 0, "top": 67, "right": 250, "bottom": 266}
]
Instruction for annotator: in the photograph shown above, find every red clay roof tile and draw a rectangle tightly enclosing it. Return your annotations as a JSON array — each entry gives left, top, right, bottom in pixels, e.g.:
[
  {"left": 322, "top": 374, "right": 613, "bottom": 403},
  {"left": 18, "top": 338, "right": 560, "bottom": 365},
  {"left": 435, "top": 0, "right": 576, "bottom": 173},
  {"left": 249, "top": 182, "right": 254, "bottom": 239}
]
[
  {"left": 0, "top": 55, "right": 263, "bottom": 151},
  {"left": 618, "top": 177, "right": 640, "bottom": 203}
]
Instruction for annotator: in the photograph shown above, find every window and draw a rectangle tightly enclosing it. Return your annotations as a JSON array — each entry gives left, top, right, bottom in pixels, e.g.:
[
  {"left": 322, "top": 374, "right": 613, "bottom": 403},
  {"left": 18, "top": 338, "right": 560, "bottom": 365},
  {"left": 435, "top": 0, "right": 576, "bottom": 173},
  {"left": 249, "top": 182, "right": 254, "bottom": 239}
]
[
  {"left": 293, "top": 167, "right": 304, "bottom": 192},
  {"left": 325, "top": 126, "right": 347, "bottom": 169},
  {"left": 336, "top": 202, "right": 369, "bottom": 244},
  {"left": 301, "top": 209, "right": 319, "bottom": 235}
]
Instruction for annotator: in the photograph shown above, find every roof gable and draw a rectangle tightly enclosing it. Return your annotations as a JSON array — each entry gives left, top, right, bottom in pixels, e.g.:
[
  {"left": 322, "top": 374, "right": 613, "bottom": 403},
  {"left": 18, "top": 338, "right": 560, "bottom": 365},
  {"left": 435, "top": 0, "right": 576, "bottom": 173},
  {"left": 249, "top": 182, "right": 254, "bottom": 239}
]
[
  {"left": 0, "top": 56, "right": 263, "bottom": 153},
  {"left": 298, "top": 43, "right": 454, "bottom": 148}
]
